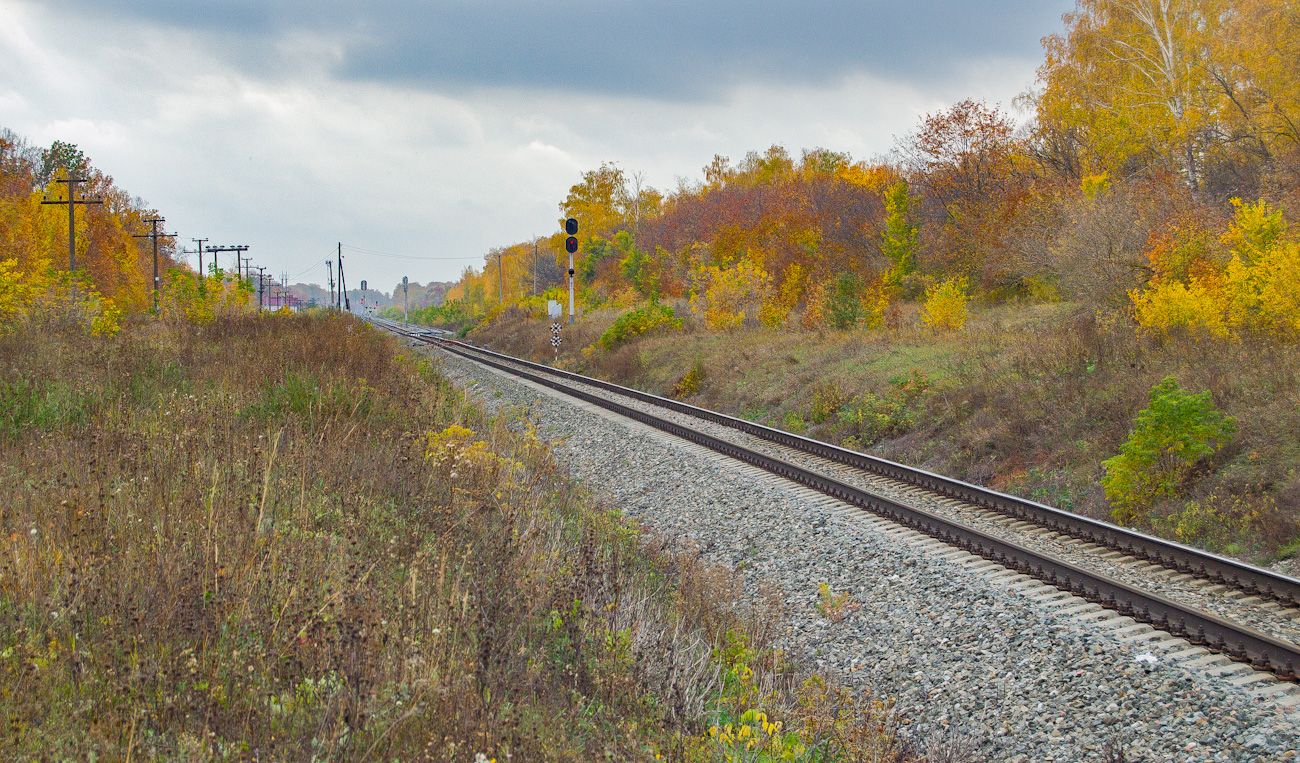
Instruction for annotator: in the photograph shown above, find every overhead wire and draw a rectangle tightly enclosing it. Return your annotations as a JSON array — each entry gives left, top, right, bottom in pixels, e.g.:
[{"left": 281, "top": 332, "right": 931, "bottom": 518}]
[{"left": 288, "top": 259, "right": 327, "bottom": 281}]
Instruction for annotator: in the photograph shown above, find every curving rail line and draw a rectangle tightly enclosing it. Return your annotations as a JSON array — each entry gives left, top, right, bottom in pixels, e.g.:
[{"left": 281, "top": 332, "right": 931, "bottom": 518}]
[{"left": 369, "top": 316, "right": 1300, "bottom": 680}]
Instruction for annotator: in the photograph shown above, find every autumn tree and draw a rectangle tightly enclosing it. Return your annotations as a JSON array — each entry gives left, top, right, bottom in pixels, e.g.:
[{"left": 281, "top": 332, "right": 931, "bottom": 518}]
[
  {"left": 37, "top": 140, "right": 90, "bottom": 187},
  {"left": 903, "top": 99, "right": 1024, "bottom": 281},
  {"left": 1034, "top": 0, "right": 1227, "bottom": 189},
  {"left": 1204, "top": 0, "right": 1300, "bottom": 191},
  {"left": 0, "top": 130, "right": 175, "bottom": 328},
  {"left": 561, "top": 163, "right": 629, "bottom": 238}
]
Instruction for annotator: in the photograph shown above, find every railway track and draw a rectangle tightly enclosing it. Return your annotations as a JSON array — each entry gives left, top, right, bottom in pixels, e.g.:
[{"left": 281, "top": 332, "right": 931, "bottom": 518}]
[{"left": 367, "top": 316, "right": 1300, "bottom": 691}]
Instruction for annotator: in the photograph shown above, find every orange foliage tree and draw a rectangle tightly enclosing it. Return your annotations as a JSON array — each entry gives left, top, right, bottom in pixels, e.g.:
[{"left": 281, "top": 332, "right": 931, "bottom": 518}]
[{"left": 902, "top": 99, "right": 1027, "bottom": 286}]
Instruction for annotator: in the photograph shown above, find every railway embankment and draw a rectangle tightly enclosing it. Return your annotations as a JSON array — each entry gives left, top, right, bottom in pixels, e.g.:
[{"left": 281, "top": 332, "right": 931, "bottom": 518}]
[
  {"left": 471, "top": 303, "right": 1300, "bottom": 576},
  {"left": 428, "top": 337, "right": 1300, "bottom": 762}
]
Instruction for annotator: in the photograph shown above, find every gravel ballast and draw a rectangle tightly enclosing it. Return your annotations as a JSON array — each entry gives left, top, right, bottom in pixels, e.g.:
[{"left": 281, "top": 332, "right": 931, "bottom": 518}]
[
  {"left": 449, "top": 345, "right": 1300, "bottom": 646},
  {"left": 424, "top": 343, "right": 1300, "bottom": 763}
]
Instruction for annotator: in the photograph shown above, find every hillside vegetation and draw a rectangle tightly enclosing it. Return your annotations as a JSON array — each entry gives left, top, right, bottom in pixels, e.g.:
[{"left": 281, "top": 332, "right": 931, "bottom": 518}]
[{"left": 476, "top": 298, "right": 1300, "bottom": 565}]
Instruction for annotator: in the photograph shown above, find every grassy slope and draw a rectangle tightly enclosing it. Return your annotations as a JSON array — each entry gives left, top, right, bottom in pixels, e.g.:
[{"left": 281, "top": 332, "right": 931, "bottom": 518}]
[
  {"left": 0, "top": 314, "right": 915, "bottom": 762},
  {"left": 473, "top": 301, "right": 1300, "bottom": 565}
]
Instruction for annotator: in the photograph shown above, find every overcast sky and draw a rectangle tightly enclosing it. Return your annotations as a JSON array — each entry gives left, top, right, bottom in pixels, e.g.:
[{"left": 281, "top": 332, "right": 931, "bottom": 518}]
[{"left": 1, "top": 0, "right": 1072, "bottom": 292}]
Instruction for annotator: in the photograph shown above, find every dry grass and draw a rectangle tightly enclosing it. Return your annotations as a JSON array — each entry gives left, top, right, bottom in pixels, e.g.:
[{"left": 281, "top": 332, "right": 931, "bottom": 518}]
[{"left": 0, "top": 313, "right": 916, "bottom": 761}]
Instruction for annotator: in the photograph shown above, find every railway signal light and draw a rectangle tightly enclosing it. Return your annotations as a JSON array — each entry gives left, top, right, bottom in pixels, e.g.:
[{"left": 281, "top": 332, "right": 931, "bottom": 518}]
[
  {"left": 563, "top": 218, "right": 577, "bottom": 325},
  {"left": 565, "top": 217, "right": 578, "bottom": 253}
]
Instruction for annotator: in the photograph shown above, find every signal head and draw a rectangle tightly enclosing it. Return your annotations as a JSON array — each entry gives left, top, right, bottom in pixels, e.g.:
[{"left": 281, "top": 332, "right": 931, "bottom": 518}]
[
  {"left": 565, "top": 218, "right": 578, "bottom": 235},
  {"left": 565, "top": 236, "right": 578, "bottom": 254}
]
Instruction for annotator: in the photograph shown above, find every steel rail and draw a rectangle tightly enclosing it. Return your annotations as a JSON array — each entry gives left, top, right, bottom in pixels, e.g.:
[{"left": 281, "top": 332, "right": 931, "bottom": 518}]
[
  {"left": 412, "top": 330, "right": 1300, "bottom": 610},
  {"left": 371, "top": 318, "right": 1300, "bottom": 606},
  {"left": 399, "top": 328, "right": 1300, "bottom": 679}
]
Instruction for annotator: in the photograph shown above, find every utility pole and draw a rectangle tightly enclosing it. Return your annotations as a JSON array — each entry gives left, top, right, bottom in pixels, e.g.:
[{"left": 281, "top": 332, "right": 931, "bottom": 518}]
[
  {"left": 336, "top": 243, "right": 344, "bottom": 310},
  {"left": 532, "top": 241, "right": 537, "bottom": 296},
  {"left": 326, "top": 260, "right": 335, "bottom": 310},
  {"left": 256, "top": 266, "right": 266, "bottom": 311},
  {"left": 338, "top": 251, "right": 349, "bottom": 311},
  {"left": 40, "top": 175, "right": 103, "bottom": 270},
  {"left": 191, "top": 238, "right": 208, "bottom": 277},
  {"left": 131, "top": 217, "right": 168, "bottom": 313},
  {"left": 497, "top": 250, "right": 504, "bottom": 306},
  {"left": 207, "top": 245, "right": 249, "bottom": 281},
  {"left": 402, "top": 276, "right": 409, "bottom": 325}
]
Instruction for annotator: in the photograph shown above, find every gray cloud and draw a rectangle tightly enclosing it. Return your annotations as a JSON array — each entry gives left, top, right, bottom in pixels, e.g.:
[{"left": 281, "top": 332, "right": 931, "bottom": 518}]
[{"left": 65, "top": 1, "right": 1070, "bottom": 98}]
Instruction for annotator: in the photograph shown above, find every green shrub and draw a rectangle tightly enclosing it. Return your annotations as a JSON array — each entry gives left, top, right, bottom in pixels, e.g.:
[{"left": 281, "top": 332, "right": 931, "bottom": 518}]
[
  {"left": 825, "top": 273, "right": 862, "bottom": 330},
  {"left": 596, "top": 302, "right": 681, "bottom": 351},
  {"left": 836, "top": 393, "right": 909, "bottom": 444},
  {"left": 814, "top": 371, "right": 930, "bottom": 445},
  {"left": 888, "top": 369, "right": 931, "bottom": 405},
  {"left": 1150, "top": 495, "right": 1261, "bottom": 553},
  {"left": 807, "top": 381, "right": 848, "bottom": 424},
  {"left": 1102, "top": 376, "right": 1236, "bottom": 524},
  {"left": 672, "top": 357, "right": 707, "bottom": 398},
  {"left": 782, "top": 410, "right": 806, "bottom": 433}
]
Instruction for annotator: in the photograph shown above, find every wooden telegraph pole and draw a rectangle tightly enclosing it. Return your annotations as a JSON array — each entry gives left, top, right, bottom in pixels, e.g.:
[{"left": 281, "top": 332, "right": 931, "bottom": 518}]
[
  {"left": 207, "top": 245, "right": 249, "bottom": 281},
  {"left": 327, "top": 260, "right": 335, "bottom": 310},
  {"left": 191, "top": 238, "right": 208, "bottom": 278},
  {"left": 132, "top": 217, "right": 170, "bottom": 313},
  {"left": 40, "top": 175, "right": 103, "bottom": 270}
]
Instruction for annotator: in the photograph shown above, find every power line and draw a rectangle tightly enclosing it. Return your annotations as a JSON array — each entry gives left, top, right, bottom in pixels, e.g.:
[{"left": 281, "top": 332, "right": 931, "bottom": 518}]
[{"left": 288, "top": 259, "right": 327, "bottom": 281}]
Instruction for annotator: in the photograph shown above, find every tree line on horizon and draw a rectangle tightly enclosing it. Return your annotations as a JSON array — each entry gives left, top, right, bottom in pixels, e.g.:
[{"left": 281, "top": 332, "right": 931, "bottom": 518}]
[{"left": 424, "top": 0, "right": 1300, "bottom": 342}]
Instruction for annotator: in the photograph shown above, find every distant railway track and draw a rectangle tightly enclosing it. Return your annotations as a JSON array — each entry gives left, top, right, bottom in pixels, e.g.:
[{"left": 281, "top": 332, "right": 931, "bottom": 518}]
[{"left": 367, "top": 316, "right": 1300, "bottom": 686}]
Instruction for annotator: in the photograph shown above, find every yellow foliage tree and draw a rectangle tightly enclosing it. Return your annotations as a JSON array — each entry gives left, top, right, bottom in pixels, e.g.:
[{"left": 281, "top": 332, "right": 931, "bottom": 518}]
[
  {"left": 1131, "top": 279, "right": 1229, "bottom": 337},
  {"left": 1037, "top": 0, "right": 1218, "bottom": 187},
  {"left": 159, "top": 271, "right": 256, "bottom": 324},
  {"left": 0, "top": 258, "right": 33, "bottom": 327},
  {"left": 690, "top": 261, "right": 772, "bottom": 331},
  {"left": 800, "top": 281, "right": 829, "bottom": 330},
  {"left": 859, "top": 281, "right": 891, "bottom": 329},
  {"left": 1132, "top": 199, "right": 1300, "bottom": 340},
  {"left": 759, "top": 263, "right": 806, "bottom": 328},
  {"left": 921, "top": 277, "right": 970, "bottom": 331}
]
